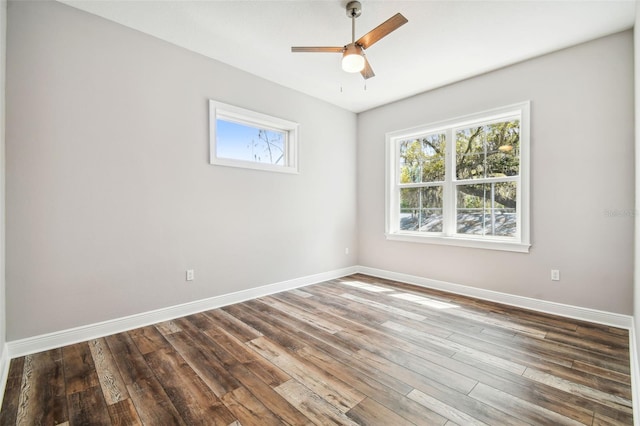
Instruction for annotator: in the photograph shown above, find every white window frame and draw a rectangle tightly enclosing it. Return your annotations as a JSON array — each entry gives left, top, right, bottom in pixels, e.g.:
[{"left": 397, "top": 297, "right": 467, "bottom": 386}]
[
  {"left": 385, "top": 101, "right": 530, "bottom": 253},
  {"left": 209, "top": 100, "right": 299, "bottom": 174}
]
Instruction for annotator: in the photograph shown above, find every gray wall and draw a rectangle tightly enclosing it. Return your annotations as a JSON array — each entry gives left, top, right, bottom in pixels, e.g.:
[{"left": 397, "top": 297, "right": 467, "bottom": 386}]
[
  {"left": 0, "top": 0, "right": 6, "bottom": 358},
  {"left": 357, "top": 31, "right": 635, "bottom": 314},
  {"left": 634, "top": 6, "right": 639, "bottom": 361},
  {"left": 6, "top": 1, "right": 357, "bottom": 340},
  {"left": 4, "top": 1, "right": 636, "bottom": 343}
]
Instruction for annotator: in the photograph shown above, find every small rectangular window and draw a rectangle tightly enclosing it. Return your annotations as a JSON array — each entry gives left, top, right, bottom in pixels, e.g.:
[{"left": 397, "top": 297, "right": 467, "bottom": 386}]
[{"left": 209, "top": 100, "right": 299, "bottom": 173}]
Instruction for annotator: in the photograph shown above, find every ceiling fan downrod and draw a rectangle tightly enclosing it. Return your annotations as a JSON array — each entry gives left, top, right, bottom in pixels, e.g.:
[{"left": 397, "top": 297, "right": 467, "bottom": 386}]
[{"left": 346, "top": 1, "right": 362, "bottom": 44}]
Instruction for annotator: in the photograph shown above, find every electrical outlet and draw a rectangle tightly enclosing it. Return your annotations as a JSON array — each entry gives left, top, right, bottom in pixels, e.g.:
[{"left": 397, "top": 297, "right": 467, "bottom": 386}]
[
  {"left": 186, "top": 269, "right": 195, "bottom": 281},
  {"left": 551, "top": 269, "right": 560, "bottom": 281},
  {"left": 345, "top": 247, "right": 349, "bottom": 255}
]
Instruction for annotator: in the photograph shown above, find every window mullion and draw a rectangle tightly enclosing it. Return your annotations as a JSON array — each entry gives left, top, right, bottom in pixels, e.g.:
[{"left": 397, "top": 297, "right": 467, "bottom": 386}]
[{"left": 443, "top": 128, "right": 455, "bottom": 236}]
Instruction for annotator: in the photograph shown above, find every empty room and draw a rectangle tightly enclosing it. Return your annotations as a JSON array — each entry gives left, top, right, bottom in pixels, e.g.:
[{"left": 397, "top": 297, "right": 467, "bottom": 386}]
[{"left": 0, "top": 0, "right": 639, "bottom": 424}]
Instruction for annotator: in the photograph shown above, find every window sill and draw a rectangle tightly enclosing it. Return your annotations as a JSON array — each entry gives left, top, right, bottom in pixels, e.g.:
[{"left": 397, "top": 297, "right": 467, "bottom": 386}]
[
  {"left": 385, "top": 232, "right": 531, "bottom": 253},
  {"left": 211, "top": 157, "right": 299, "bottom": 174}
]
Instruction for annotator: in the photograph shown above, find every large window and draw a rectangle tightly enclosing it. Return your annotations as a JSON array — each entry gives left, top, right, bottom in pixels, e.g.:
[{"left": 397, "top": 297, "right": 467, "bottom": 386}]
[
  {"left": 209, "top": 100, "right": 299, "bottom": 173},
  {"left": 386, "top": 102, "right": 530, "bottom": 252}
]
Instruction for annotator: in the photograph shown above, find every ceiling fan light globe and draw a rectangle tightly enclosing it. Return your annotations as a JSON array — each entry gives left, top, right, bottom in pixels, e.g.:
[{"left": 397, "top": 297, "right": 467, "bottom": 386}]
[{"left": 342, "top": 52, "right": 365, "bottom": 73}]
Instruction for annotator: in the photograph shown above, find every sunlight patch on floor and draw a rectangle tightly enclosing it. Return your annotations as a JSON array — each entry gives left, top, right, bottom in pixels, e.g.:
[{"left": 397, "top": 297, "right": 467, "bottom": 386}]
[
  {"left": 341, "top": 281, "right": 395, "bottom": 293},
  {"left": 391, "top": 293, "right": 459, "bottom": 309}
]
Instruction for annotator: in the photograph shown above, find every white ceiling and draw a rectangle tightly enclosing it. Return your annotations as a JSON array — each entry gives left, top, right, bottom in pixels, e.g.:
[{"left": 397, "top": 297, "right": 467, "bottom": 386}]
[{"left": 59, "top": 0, "right": 636, "bottom": 113}]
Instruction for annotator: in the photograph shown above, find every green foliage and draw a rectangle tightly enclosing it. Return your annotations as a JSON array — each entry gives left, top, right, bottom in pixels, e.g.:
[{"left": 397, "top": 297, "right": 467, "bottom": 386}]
[
  {"left": 398, "top": 120, "right": 520, "bottom": 229},
  {"left": 455, "top": 120, "right": 520, "bottom": 209},
  {"left": 456, "top": 182, "right": 517, "bottom": 210},
  {"left": 456, "top": 120, "right": 520, "bottom": 180},
  {"left": 399, "top": 133, "right": 446, "bottom": 184}
]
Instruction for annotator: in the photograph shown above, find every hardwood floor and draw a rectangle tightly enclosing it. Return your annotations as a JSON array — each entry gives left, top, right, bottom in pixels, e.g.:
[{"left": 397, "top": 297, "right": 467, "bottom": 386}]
[{"left": 0, "top": 274, "right": 633, "bottom": 425}]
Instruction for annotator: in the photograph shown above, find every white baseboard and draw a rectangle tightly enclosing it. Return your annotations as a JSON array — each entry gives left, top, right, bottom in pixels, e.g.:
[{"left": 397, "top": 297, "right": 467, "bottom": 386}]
[
  {"left": 7, "top": 266, "right": 359, "bottom": 358},
  {"left": 356, "top": 266, "right": 634, "bottom": 329},
  {"left": 0, "top": 343, "right": 9, "bottom": 410}
]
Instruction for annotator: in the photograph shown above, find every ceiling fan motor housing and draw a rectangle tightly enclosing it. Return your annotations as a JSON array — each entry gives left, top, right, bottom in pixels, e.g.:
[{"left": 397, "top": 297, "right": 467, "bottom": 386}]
[{"left": 346, "top": 1, "right": 362, "bottom": 18}]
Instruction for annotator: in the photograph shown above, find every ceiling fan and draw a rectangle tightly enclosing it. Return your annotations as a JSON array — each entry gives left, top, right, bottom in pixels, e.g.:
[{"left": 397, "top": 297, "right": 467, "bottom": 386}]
[{"left": 291, "top": 1, "right": 408, "bottom": 80}]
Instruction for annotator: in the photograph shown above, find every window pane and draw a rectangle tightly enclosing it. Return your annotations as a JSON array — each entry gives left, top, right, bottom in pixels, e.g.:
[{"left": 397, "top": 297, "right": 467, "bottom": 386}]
[
  {"left": 216, "top": 119, "right": 286, "bottom": 165},
  {"left": 399, "top": 134, "right": 445, "bottom": 183},
  {"left": 400, "top": 187, "right": 443, "bottom": 232},
  {"left": 456, "top": 120, "right": 520, "bottom": 180},
  {"left": 456, "top": 182, "right": 517, "bottom": 237}
]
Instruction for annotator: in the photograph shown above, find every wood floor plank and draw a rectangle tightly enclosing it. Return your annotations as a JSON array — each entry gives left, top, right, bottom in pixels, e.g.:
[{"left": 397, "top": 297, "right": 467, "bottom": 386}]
[
  {"left": 297, "top": 345, "right": 448, "bottom": 425},
  {"left": 404, "top": 375, "right": 531, "bottom": 426},
  {"left": 510, "top": 332, "right": 630, "bottom": 374},
  {"left": 16, "top": 350, "right": 67, "bottom": 426},
  {"left": 282, "top": 317, "right": 415, "bottom": 396},
  {"left": 63, "top": 342, "right": 99, "bottom": 395},
  {"left": 163, "top": 330, "right": 240, "bottom": 398},
  {"left": 0, "top": 358, "right": 25, "bottom": 426},
  {"left": 299, "top": 284, "right": 396, "bottom": 327},
  {"left": 174, "top": 313, "right": 308, "bottom": 424},
  {"left": 468, "top": 382, "right": 585, "bottom": 425},
  {"left": 244, "top": 298, "right": 363, "bottom": 354},
  {"left": 353, "top": 346, "right": 478, "bottom": 396},
  {"left": 522, "top": 367, "right": 633, "bottom": 411},
  {"left": 67, "top": 386, "right": 111, "bottom": 426},
  {"left": 202, "top": 321, "right": 291, "bottom": 387},
  {"left": 545, "top": 329, "right": 630, "bottom": 358},
  {"left": 274, "top": 379, "right": 360, "bottom": 426},
  {"left": 105, "top": 399, "right": 142, "bottom": 426},
  {"left": 383, "top": 320, "right": 527, "bottom": 375},
  {"left": 296, "top": 344, "right": 413, "bottom": 399},
  {"left": 155, "top": 320, "right": 182, "bottom": 336},
  {"left": 259, "top": 295, "right": 345, "bottom": 334},
  {"left": 445, "top": 329, "right": 575, "bottom": 370},
  {"left": 124, "top": 377, "right": 186, "bottom": 426},
  {"left": 105, "top": 333, "right": 185, "bottom": 425},
  {"left": 407, "top": 389, "right": 490, "bottom": 426},
  {"left": 464, "top": 326, "right": 627, "bottom": 379},
  {"left": 225, "top": 363, "right": 313, "bottom": 426},
  {"left": 371, "top": 330, "right": 599, "bottom": 424},
  {"left": 88, "top": 338, "right": 129, "bottom": 406},
  {"left": 203, "top": 309, "right": 263, "bottom": 342},
  {"left": 346, "top": 397, "right": 417, "bottom": 426},
  {"left": 104, "top": 333, "right": 154, "bottom": 385},
  {"left": 572, "top": 360, "right": 631, "bottom": 385},
  {"left": 143, "top": 347, "right": 237, "bottom": 425},
  {"left": 128, "top": 325, "right": 168, "bottom": 355},
  {"left": 1, "top": 274, "right": 633, "bottom": 425},
  {"left": 339, "top": 292, "right": 428, "bottom": 321},
  {"left": 445, "top": 327, "right": 630, "bottom": 402},
  {"left": 290, "top": 288, "right": 314, "bottom": 298},
  {"left": 220, "top": 386, "right": 284, "bottom": 426},
  {"left": 247, "top": 336, "right": 366, "bottom": 413},
  {"left": 222, "top": 304, "right": 306, "bottom": 352}
]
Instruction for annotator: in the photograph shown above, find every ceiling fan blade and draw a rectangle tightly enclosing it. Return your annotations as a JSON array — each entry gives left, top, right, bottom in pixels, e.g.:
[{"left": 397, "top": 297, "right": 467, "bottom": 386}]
[
  {"left": 360, "top": 56, "right": 375, "bottom": 80},
  {"left": 356, "top": 13, "right": 408, "bottom": 50},
  {"left": 291, "top": 46, "right": 344, "bottom": 53}
]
